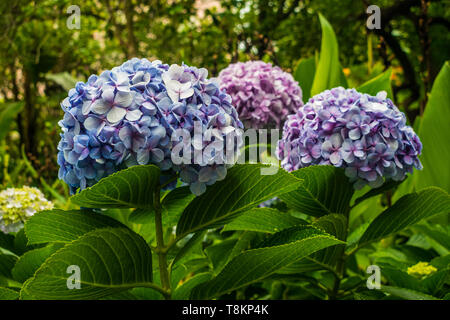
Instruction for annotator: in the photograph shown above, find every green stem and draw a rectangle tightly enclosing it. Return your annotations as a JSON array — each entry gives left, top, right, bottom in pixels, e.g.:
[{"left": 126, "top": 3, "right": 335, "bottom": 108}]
[
  {"left": 153, "top": 185, "right": 171, "bottom": 299},
  {"left": 141, "top": 282, "right": 170, "bottom": 299},
  {"left": 386, "top": 190, "right": 392, "bottom": 208},
  {"left": 328, "top": 210, "right": 350, "bottom": 300},
  {"left": 329, "top": 255, "right": 345, "bottom": 300}
]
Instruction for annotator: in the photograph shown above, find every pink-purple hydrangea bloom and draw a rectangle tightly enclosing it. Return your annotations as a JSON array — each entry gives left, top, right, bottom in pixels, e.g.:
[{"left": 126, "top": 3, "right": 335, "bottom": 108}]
[
  {"left": 276, "top": 87, "right": 422, "bottom": 189},
  {"left": 58, "top": 58, "right": 243, "bottom": 195},
  {"left": 218, "top": 61, "right": 303, "bottom": 129}
]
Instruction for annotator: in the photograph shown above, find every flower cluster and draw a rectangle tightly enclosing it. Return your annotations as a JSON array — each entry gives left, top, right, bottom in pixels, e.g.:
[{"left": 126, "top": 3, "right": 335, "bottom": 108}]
[
  {"left": 0, "top": 187, "right": 53, "bottom": 233},
  {"left": 277, "top": 87, "right": 422, "bottom": 189},
  {"left": 407, "top": 262, "right": 437, "bottom": 277},
  {"left": 58, "top": 58, "right": 243, "bottom": 195},
  {"left": 218, "top": 61, "right": 303, "bottom": 129}
]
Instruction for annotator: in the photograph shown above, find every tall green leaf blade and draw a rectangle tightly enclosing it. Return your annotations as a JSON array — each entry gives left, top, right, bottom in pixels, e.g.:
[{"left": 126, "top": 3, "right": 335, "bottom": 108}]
[
  {"left": 222, "top": 208, "right": 307, "bottom": 233},
  {"left": 359, "top": 187, "right": 450, "bottom": 246},
  {"left": 192, "top": 226, "right": 343, "bottom": 299},
  {"left": 416, "top": 62, "right": 450, "bottom": 192},
  {"left": 176, "top": 164, "right": 302, "bottom": 238},
  {"left": 311, "top": 13, "right": 347, "bottom": 96},
  {"left": 20, "top": 227, "right": 153, "bottom": 300},
  {"left": 25, "top": 210, "right": 123, "bottom": 245},
  {"left": 70, "top": 165, "right": 160, "bottom": 208},
  {"left": 357, "top": 68, "right": 393, "bottom": 99},
  {"left": 293, "top": 57, "right": 316, "bottom": 103},
  {"left": 280, "top": 165, "right": 354, "bottom": 217}
]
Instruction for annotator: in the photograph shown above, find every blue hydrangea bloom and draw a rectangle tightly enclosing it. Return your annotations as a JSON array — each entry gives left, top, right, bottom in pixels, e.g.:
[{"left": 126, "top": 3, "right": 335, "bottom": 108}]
[
  {"left": 58, "top": 58, "right": 243, "bottom": 195},
  {"left": 276, "top": 87, "right": 423, "bottom": 189}
]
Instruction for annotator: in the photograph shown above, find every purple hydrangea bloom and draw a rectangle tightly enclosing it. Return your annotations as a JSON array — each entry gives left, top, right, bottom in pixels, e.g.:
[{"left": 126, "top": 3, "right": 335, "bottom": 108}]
[
  {"left": 218, "top": 61, "right": 303, "bottom": 129},
  {"left": 276, "top": 87, "right": 423, "bottom": 189},
  {"left": 58, "top": 58, "right": 243, "bottom": 195}
]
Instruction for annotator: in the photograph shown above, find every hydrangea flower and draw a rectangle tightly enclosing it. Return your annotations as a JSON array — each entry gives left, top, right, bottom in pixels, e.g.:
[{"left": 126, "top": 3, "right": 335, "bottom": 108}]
[
  {"left": 58, "top": 58, "right": 243, "bottom": 195},
  {"left": 218, "top": 61, "right": 303, "bottom": 129},
  {"left": 0, "top": 187, "right": 53, "bottom": 233},
  {"left": 277, "top": 87, "right": 423, "bottom": 189}
]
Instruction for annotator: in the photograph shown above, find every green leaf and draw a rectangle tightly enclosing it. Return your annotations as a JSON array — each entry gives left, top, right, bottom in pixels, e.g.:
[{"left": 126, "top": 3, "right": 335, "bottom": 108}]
[
  {"left": 422, "top": 269, "right": 449, "bottom": 296},
  {"left": 280, "top": 165, "right": 354, "bottom": 217},
  {"left": 192, "top": 226, "right": 343, "bottom": 299},
  {"left": 128, "top": 208, "right": 154, "bottom": 225},
  {"left": 310, "top": 13, "right": 347, "bottom": 96},
  {"left": 293, "top": 57, "right": 316, "bottom": 103},
  {"left": 129, "top": 186, "right": 195, "bottom": 226},
  {"left": 353, "top": 178, "right": 405, "bottom": 207},
  {"left": 310, "top": 214, "right": 347, "bottom": 262},
  {"left": 379, "top": 264, "right": 425, "bottom": 292},
  {"left": 226, "top": 232, "right": 256, "bottom": 264},
  {"left": 357, "top": 68, "right": 393, "bottom": 99},
  {"left": 12, "top": 243, "right": 64, "bottom": 283},
  {"left": 173, "top": 272, "right": 212, "bottom": 300},
  {"left": 70, "top": 165, "right": 160, "bottom": 209},
  {"left": 222, "top": 208, "right": 307, "bottom": 233},
  {"left": 416, "top": 62, "right": 450, "bottom": 192},
  {"left": 13, "top": 228, "right": 37, "bottom": 256},
  {"left": 381, "top": 286, "right": 439, "bottom": 300},
  {"left": 205, "top": 239, "right": 237, "bottom": 275},
  {"left": 0, "top": 232, "right": 15, "bottom": 253},
  {"left": 279, "top": 214, "right": 347, "bottom": 273},
  {"left": 25, "top": 209, "right": 123, "bottom": 245},
  {"left": 130, "top": 287, "right": 164, "bottom": 300},
  {"left": 176, "top": 164, "right": 302, "bottom": 238},
  {"left": 20, "top": 227, "right": 153, "bottom": 300},
  {"left": 0, "top": 253, "right": 17, "bottom": 279},
  {"left": 0, "top": 287, "right": 19, "bottom": 300},
  {"left": 45, "top": 72, "right": 80, "bottom": 91},
  {"left": 0, "top": 102, "right": 25, "bottom": 141},
  {"left": 359, "top": 187, "right": 450, "bottom": 246},
  {"left": 161, "top": 186, "right": 196, "bottom": 226},
  {"left": 171, "top": 231, "right": 205, "bottom": 268},
  {"left": 412, "top": 224, "right": 450, "bottom": 252}
]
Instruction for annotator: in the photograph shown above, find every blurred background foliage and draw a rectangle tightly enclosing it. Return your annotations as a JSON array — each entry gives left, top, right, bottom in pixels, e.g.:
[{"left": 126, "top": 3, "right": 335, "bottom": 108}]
[{"left": 0, "top": 0, "right": 449, "bottom": 197}]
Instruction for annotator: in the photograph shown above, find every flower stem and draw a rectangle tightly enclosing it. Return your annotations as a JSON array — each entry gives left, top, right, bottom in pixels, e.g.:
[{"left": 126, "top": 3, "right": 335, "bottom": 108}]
[
  {"left": 328, "top": 210, "right": 350, "bottom": 300},
  {"left": 153, "top": 185, "right": 171, "bottom": 299}
]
